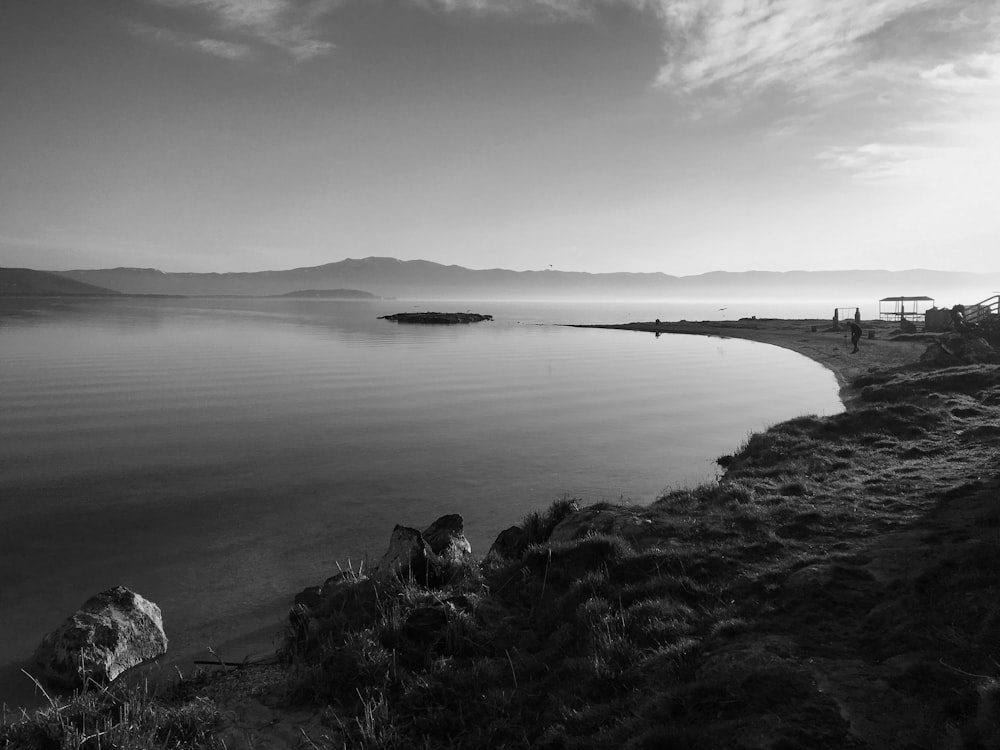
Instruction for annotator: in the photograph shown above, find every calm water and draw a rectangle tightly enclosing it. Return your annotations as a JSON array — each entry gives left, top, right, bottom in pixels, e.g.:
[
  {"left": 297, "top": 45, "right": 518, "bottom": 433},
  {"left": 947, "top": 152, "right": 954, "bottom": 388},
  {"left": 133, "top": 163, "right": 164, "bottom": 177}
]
[{"left": 0, "top": 297, "right": 841, "bottom": 704}]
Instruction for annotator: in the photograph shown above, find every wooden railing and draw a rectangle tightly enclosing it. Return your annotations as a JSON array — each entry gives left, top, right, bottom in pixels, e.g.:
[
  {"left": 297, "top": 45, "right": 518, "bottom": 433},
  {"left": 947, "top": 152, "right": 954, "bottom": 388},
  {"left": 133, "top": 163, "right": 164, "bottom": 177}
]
[{"left": 965, "top": 295, "right": 1000, "bottom": 325}]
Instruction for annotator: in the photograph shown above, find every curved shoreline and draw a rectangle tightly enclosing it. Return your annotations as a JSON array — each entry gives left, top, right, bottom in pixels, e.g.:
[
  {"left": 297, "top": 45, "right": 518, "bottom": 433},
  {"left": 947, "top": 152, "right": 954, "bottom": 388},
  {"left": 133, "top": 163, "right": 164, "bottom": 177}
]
[
  {"left": 8, "top": 317, "right": 999, "bottom": 748},
  {"left": 571, "top": 318, "right": 927, "bottom": 407},
  {"left": 144, "top": 319, "right": 877, "bottom": 686},
  {"left": 162, "top": 319, "right": 894, "bottom": 672}
]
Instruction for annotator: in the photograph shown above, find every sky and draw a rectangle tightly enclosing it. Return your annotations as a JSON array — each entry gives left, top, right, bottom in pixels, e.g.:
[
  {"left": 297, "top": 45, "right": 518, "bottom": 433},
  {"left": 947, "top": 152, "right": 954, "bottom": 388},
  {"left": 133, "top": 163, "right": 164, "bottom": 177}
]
[{"left": 1, "top": 0, "right": 998, "bottom": 275}]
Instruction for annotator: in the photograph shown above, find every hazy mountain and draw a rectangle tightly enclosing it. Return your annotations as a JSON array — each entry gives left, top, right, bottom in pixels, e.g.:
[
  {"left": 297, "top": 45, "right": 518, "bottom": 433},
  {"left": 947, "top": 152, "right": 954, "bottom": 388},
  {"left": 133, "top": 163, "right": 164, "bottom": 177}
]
[
  {"left": 276, "top": 289, "right": 380, "bottom": 299},
  {"left": 53, "top": 257, "right": 1000, "bottom": 303},
  {"left": 0, "top": 267, "right": 121, "bottom": 296},
  {"left": 55, "top": 258, "right": 678, "bottom": 298}
]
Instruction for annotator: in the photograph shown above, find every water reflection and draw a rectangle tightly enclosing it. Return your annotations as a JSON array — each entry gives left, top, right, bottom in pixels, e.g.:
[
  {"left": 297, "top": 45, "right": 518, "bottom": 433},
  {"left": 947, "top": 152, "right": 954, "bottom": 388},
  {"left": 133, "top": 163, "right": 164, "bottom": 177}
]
[{"left": 0, "top": 296, "right": 842, "bottom": 705}]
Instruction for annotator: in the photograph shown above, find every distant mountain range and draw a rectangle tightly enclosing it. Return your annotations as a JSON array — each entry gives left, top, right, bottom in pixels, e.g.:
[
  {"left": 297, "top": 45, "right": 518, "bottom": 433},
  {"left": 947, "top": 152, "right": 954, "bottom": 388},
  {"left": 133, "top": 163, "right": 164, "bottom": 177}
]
[
  {"left": 0, "top": 267, "right": 121, "bottom": 296},
  {"left": 4, "top": 257, "right": 999, "bottom": 303},
  {"left": 276, "top": 288, "right": 380, "bottom": 299}
]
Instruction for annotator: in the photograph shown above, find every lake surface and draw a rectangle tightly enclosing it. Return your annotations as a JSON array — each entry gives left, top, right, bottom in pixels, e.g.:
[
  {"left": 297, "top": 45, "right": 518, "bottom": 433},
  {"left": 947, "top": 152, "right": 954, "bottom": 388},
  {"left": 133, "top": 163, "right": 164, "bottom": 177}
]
[{"left": 0, "top": 297, "right": 842, "bottom": 705}]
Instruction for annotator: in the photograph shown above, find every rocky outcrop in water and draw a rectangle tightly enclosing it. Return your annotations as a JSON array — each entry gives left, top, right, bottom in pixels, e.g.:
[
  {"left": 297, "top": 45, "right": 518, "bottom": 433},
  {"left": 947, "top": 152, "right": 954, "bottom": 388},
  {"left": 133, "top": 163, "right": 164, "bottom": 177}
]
[
  {"left": 33, "top": 586, "right": 167, "bottom": 689},
  {"left": 378, "top": 312, "right": 493, "bottom": 324}
]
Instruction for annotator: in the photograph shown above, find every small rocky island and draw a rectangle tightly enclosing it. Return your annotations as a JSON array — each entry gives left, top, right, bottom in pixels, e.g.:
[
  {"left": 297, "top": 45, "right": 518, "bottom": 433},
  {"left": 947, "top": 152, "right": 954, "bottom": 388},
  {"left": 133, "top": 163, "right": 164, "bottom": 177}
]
[{"left": 379, "top": 311, "right": 493, "bottom": 324}]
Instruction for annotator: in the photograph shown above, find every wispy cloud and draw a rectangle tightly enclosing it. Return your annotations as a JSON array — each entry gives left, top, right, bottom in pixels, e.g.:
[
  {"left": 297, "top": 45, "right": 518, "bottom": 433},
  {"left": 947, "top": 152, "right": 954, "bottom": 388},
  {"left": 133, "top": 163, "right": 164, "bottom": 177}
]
[
  {"left": 131, "top": 21, "right": 251, "bottom": 60},
  {"left": 193, "top": 38, "right": 251, "bottom": 60},
  {"left": 409, "top": 0, "right": 600, "bottom": 21},
  {"left": 920, "top": 50, "right": 1000, "bottom": 90},
  {"left": 141, "top": 0, "right": 339, "bottom": 61},
  {"left": 411, "top": 2, "right": 995, "bottom": 106},
  {"left": 816, "top": 141, "right": 964, "bottom": 184},
  {"left": 609, "top": 0, "right": 1000, "bottom": 196},
  {"left": 650, "top": 0, "right": 945, "bottom": 93},
  {"left": 817, "top": 40, "right": 1000, "bottom": 185}
]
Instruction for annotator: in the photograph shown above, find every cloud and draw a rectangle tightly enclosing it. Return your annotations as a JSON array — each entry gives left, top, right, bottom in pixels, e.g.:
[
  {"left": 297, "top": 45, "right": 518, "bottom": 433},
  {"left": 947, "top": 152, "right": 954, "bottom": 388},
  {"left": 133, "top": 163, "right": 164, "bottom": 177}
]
[
  {"left": 650, "top": 0, "right": 944, "bottom": 93},
  {"left": 920, "top": 50, "right": 1000, "bottom": 89},
  {"left": 193, "top": 38, "right": 251, "bottom": 60},
  {"left": 409, "top": 0, "right": 600, "bottom": 20},
  {"left": 142, "top": 0, "right": 339, "bottom": 61},
  {"left": 817, "top": 43, "right": 1000, "bottom": 183},
  {"left": 610, "top": 0, "right": 1000, "bottom": 197},
  {"left": 132, "top": 21, "right": 251, "bottom": 60},
  {"left": 409, "top": 2, "right": 997, "bottom": 107},
  {"left": 816, "top": 141, "right": 965, "bottom": 184}
]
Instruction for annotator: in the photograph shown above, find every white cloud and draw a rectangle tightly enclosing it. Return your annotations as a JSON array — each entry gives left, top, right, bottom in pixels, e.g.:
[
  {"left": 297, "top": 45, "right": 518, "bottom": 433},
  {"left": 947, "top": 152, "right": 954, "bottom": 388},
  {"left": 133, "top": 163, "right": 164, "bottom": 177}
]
[
  {"left": 816, "top": 141, "right": 966, "bottom": 184},
  {"left": 818, "top": 46, "right": 1000, "bottom": 183},
  {"left": 620, "top": 0, "right": 999, "bottom": 204},
  {"left": 650, "top": 0, "right": 944, "bottom": 93},
  {"left": 143, "top": 0, "right": 339, "bottom": 61},
  {"left": 193, "top": 38, "right": 251, "bottom": 60},
  {"left": 920, "top": 51, "right": 1000, "bottom": 89},
  {"left": 130, "top": 21, "right": 252, "bottom": 60},
  {"left": 409, "top": 0, "right": 599, "bottom": 20}
]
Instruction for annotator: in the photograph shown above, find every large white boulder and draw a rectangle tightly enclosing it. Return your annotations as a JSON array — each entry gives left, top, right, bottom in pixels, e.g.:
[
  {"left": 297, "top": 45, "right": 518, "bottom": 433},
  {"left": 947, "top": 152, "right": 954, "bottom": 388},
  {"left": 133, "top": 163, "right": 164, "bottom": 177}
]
[{"left": 34, "top": 586, "right": 168, "bottom": 689}]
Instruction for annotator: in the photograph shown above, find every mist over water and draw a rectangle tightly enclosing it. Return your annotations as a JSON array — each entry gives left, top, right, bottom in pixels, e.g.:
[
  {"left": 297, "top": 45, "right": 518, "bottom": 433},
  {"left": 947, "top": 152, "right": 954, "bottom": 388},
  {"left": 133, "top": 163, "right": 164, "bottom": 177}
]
[{"left": 0, "top": 297, "right": 842, "bottom": 705}]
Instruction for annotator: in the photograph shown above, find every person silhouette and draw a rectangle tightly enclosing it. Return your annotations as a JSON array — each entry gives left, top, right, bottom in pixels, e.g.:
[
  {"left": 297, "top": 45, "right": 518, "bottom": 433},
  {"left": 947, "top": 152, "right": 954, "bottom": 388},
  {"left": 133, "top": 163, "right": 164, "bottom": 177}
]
[{"left": 849, "top": 321, "right": 863, "bottom": 353}]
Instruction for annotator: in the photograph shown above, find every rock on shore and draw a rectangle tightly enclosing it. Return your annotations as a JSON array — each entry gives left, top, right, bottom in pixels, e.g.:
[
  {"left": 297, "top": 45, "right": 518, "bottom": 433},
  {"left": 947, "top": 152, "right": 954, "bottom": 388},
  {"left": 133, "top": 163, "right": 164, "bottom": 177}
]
[{"left": 34, "top": 586, "right": 167, "bottom": 689}]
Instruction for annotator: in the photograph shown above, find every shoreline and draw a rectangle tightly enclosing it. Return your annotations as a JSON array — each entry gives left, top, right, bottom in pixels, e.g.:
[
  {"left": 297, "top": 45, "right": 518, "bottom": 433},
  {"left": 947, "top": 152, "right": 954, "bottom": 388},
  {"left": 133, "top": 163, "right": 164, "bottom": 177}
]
[
  {"left": 571, "top": 317, "right": 929, "bottom": 408},
  {"left": 0, "top": 317, "right": 843, "bottom": 711},
  {"left": 7, "top": 317, "right": 1000, "bottom": 747},
  {"left": 160, "top": 319, "right": 888, "bottom": 675},
  {"left": 162, "top": 320, "right": 910, "bottom": 659}
]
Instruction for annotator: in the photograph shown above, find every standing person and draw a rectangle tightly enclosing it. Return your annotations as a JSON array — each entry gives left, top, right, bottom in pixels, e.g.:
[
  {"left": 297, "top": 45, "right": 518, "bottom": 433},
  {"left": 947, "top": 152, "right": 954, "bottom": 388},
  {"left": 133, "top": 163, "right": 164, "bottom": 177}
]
[
  {"left": 950, "top": 305, "right": 967, "bottom": 332},
  {"left": 849, "top": 321, "right": 863, "bottom": 353},
  {"left": 854, "top": 308, "right": 861, "bottom": 323}
]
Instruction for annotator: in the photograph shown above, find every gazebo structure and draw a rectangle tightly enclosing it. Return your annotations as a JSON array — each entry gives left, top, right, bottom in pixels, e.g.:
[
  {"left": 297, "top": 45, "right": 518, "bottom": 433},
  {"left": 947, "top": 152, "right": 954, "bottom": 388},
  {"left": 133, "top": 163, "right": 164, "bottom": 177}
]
[{"left": 879, "top": 296, "right": 935, "bottom": 326}]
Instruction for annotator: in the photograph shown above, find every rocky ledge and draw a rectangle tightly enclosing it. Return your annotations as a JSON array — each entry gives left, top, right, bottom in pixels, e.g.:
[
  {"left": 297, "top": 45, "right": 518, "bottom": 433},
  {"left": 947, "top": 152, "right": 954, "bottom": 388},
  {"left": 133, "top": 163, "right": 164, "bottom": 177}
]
[{"left": 378, "top": 312, "right": 493, "bottom": 324}]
